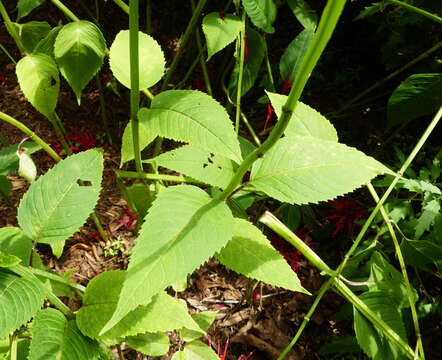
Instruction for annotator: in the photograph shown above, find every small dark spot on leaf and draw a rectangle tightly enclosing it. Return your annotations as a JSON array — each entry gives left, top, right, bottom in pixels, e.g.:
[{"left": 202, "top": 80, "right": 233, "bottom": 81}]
[
  {"left": 77, "top": 179, "right": 92, "bottom": 186},
  {"left": 50, "top": 77, "right": 57, "bottom": 86},
  {"left": 207, "top": 157, "right": 214, "bottom": 164},
  {"left": 209, "top": 153, "right": 215, "bottom": 158},
  {"left": 217, "top": 166, "right": 222, "bottom": 170},
  {"left": 203, "top": 163, "right": 208, "bottom": 168}
]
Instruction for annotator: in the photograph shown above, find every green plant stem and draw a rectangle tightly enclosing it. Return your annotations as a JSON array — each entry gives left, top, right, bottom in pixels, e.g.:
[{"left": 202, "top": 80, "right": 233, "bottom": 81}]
[
  {"left": 386, "top": 0, "right": 442, "bottom": 24},
  {"left": 190, "top": 0, "right": 212, "bottom": 95},
  {"left": 277, "top": 278, "right": 333, "bottom": 359},
  {"left": 367, "top": 183, "right": 425, "bottom": 359},
  {"left": 129, "top": 0, "right": 142, "bottom": 173},
  {"left": 31, "top": 268, "right": 86, "bottom": 292},
  {"left": 9, "top": 333, "right": 17, "bottom": 360},
  {"left": 0, "top": 0, "right": 25, "bottom": 53},
  {"left": 264, "top": 38, "right": 276, "bottom": 92},
  {"left": 96, "top": 74, "right": 113, "bottom": 144},
  {"left": 337, "top": 41, "right": 442, "bottom": 113},
  {"left": 116, "top": 170, "right": 204, "bottom": 184},
  {"left": 50, "top": 0, "right": 80, "bottom": 21},
  {"left": 48, "top": 113, "right": 71, "bottom": 154},
  {"left": 0, "top": 42, "right": 16, "bottom": 64},
  {"left": 112, "top": 0, "right": 129, "bottom": 14},
  {"left": 218, "top": 0, "right": 347, "bottom": 201},
  {"left": 142, "top": 88, "right": 155, "bottom": 100},
  {"left": 0, "top": 111, "right": 110, "bottom": 243},
  {"left": 259, "top": 212, "right": 416, "bottom": 359},
  {"left": 175, "top": 48, "right": 204, "bottom": 89},
  {"left": 241, "top": 111, "right": 261, "bottom": 146},
  {"left": 235, "top": 12, "right": 246, "bottom": 134}
]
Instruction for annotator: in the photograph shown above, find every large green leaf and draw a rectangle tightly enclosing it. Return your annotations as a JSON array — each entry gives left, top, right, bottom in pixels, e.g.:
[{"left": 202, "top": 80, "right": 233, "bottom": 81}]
[
  {"left": 0, "top": 271, "right": 45, "bottom": 338},
  {"left": 354, "top": 291, "right": 407, "bottom": 360},
  {"left": 120, "top": 119, "right": 157, "bottom": 166},
  {"left": 286, "top": 0, "right": 318, "bottom": 29},
  {"left": 217, "top": 218, "right": 309, "bottom": 293},
  {"left": 16, "top": 54, "right": 60, "bottom": 118},
  {"left": 138, "top": 90, "right": 242, "bottom": 162},
  {"left": 266, "top": 91, "right": 337, "bottom": 141},
  {"left": 0, "top": 227, "right": 43, "bottom": 269},
  {"left": 242, "top": 0, "right": 277, "bottom": 34},
  {"left": 400, "top": 238, "right": 442, "bottom": 270},
  {"left": 12, "top": 21, "right": 51, "bottom": 54},
  {"left": 76, "top": 270, "right": 202, "bottom": 344},
  {"left": 109, "top": 30, "right": 165, "bottom": 90},
  {"left": 280, "top": 27, "right": 315, "bottom": 85},
  {"left": 28, "top": 308, "right": 102, "bottom": 360},
  {"left": 171, "top": 341, "right": 219, "bottom": 360},
  {"left": 202, "top": 12, "right": 243, "bottom": 60},
  {"left": 17, "top": 0, "right": 46, "bottom": 20},
  {"left": 144, "top": 145, "right": 238, "bottom": 189},
  {"left": 126, "top": 332, "right": 169, "bottom": 356},
  {"left": 178, "top": 311, "right": 217, "bottom": 342},
  {"left": 0, "top": 141, "right": 41, "bottom": 176},
  {"left": 250, "top": 136, "right": 391, "bottom": 204},
  {"left": 102, "top": 185, "right": 234, "bottom": 333},
  {"left": 229, "top": 27, "right": 265, "bottom": 97},
  {"left": 54, "top": 21, "right": 106, "bottom": 104},
  {"left": 387, "top": 73, "right": 442, "bottom": 130},
  {"left": 17, "top": 149, "right": 103, "bottom": 257},
  {"left": 33, "top": 25, "right": 62, "bottom": 57}
]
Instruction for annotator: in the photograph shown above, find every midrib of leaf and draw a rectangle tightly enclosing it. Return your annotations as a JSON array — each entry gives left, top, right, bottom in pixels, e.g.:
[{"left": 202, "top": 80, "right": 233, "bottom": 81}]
[
  {"left": 152, "top": 106, "right": 239, "bottom": 161},
  {"left": 129, "top": 197, "right": 218, "bottom": 301}
]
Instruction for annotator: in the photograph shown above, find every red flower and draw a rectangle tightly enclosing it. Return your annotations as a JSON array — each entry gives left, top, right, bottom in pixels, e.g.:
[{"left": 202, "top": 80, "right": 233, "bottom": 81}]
[
  {"left": 243, "top": 35, "right": 249, "bottom": 59},
  {"left": 52, "top": 131, "right": 98, "bottom": 158},
  {"left": 325, "top": 198, "right": 368, "bottom": 237},
  {"left": 281, "top": 76, "right": 292, "bottom": 93},
  {"left": 215, "top": 339, "right": 254, "bottom": 360},
  {"left": 119, "top": 205, "right": 137, "bottom": 230}
]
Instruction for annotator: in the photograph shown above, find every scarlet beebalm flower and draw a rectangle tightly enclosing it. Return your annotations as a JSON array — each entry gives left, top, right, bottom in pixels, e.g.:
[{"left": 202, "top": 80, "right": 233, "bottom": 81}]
[{"left": 326, "top": 198, "right": 368, "bottom": 237}]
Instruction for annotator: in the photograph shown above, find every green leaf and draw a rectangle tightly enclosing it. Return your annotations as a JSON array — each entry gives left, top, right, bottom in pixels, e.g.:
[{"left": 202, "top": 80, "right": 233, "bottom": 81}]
[
  {"left": 266, "top": 91, "right": 337, "bottom": 141},
  {"left": 202, "top": 12, "right": 243, "bottom": 60},
  {"left": 54, "top": 21, "right": 106, "bottom": 104},
  {"left": 109, "top": 30, "right": 165, "bottom": 90},
  {"left": 145, "top": 145, "right": 238, "bottom": 189},
  {"left": 124, "top": 183, "right": 153, "bottom": 220},
  {"left": 354, "top": 2, "right": 384, "bottom": 21},
  {"left": 33, "top": 25, "right": 62, "bottom": 57},
  {"left": 76, "top": 270, "right": 202, "bottom": 344},
  {"left": 102, "top": 185, "right": 234, "bottom": 333},
  {"left": 0, "top": 176, "right": 12, "bottom": 199},
  {"left": 387, "top": 73, "right": 442, "bottom": 130},
  {"left": 17, "top": 149, "right": 103, "bottom": 257},
  {"left": 217, "top": 218, "right": 309, "bottom": 293},
  {"left": 28, "top": 308, "right": 102, "bottom": 360},
  {"left": 367, "top": 252, "right": 415, "bottom": 309},
  {"left": 250, "top": 136, "right": 391, "bottom": 204},
  {"left": 178, "top": 311, "right": 217, "bottom": 342},
  {"left": 286, "top": 0, "right": 318, "bottom": 29},
  {"left": 229, "top": 27, "right": 265, "bottom": 97},
  {"left": 138, "top": 90, "right": 242, "bottom": 162},
  {"left": 415, "top": 198, "right": 440, "bottom": 239},
  {"left": 319, "top": 335, "right": 361, "bottom": 355},
  {"left": 126, "top": 332, "right": 169, "bottom": 356},
  {"left": 120, "top": 119, "right": 157, "bottom": 166},
  {"left": 242, "top": 0, "right": 277, "bottom": 34},
  {"left": 171, "top": 341, "right": 219, "bottom": 360},
  {"left": 280, "top": 28, "right": 315, "bottom": 85},
  {"left": 16, "top": 54, "right": 60, "bottom": 118},
  {"left": 0, "top": 227, "right": 43, "bottom": 269},
  {"left": 17, "top": 150, "right": 37, "bottom": 183},
  {"left": 17, "top": 0, "right": 46, "bottom": 20},
  {"left": 12, "top": 21, "right": 51, "bottom": 54},
  {"left": 0, "top": 141, "right": 41, "bottom": 176},
  {"left": 0, "top": 252, "right": 21, "bottom": 268},
  {"left": 354, "top": 291, "right": 407, "bottom": 360},
  {"left": 401, "top": 238, "right": 442, "bottom": 270},
  {"left": 0, "top": 271, "right": 45, "bottom": 339}
]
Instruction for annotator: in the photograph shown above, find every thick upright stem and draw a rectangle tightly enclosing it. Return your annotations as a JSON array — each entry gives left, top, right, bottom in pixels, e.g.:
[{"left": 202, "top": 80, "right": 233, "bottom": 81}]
[
  {"left": 235, "top": 12, "right": 246, "bottom": 134},
  {"left": 50, "top": 0, "right": 80, "bottom": 21},
  {"left": 218, "top": 0, "right": 347, "bottom": 201}
]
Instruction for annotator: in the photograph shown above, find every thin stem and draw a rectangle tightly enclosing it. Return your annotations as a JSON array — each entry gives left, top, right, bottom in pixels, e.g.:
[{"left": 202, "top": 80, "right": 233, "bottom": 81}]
[
  {"left": 367, "top": 183, "right": 425, "bottom": 359},
  {"left": 116, "top": 170, "right": 205, "bottom": 184},
  {"left": 218, "top": 0, "right": 347, "bottom": 201},
  {"left": 241, "top": 111, "right": 261, "bottom": 146},
  {"left": 96, "top": 74, "right": 113, "bottom": 144},
  {"left": 191, "top": 0, "right": 212, "bottom": 95},
  {"left": 50, "top": 0, "right": 80, "bottom": 21},
  {"left": 0, "top": 42, "right": 16, "bottom": 64},
  {"left": 264, "top": 37, "right": 276, "bottom": 92},
  {"left": 387, "top": 0, "right": 442, "bottom": 24},
  {"left": 338, "top": 41, "right": 442, "bottom": 113},
  {"left": 129, "top": 0, "right": 142, "bottom": 173},
  {"left": 175, "top": 51, "right": 203, "bottom": 89},
  {"left": 0, "top": 0, "right": 25, "bottom": 53},
  {"left": 142, "top": 88, "right": 155, "bottom": 100},
  {"left": 9, "top": 333, "right": 17, "bottom": 360},
  {"left": 112, "top": 0, "right": 129, "bottom": 14},
  {"left": 277, "top": 278, "right": 333, "bottom": 360},
  {"left": 235, "top": 12, "right": 246, "bottom": 134},
  {"left": 31, "top": 268, "right": 86, "bottom": 292}
]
